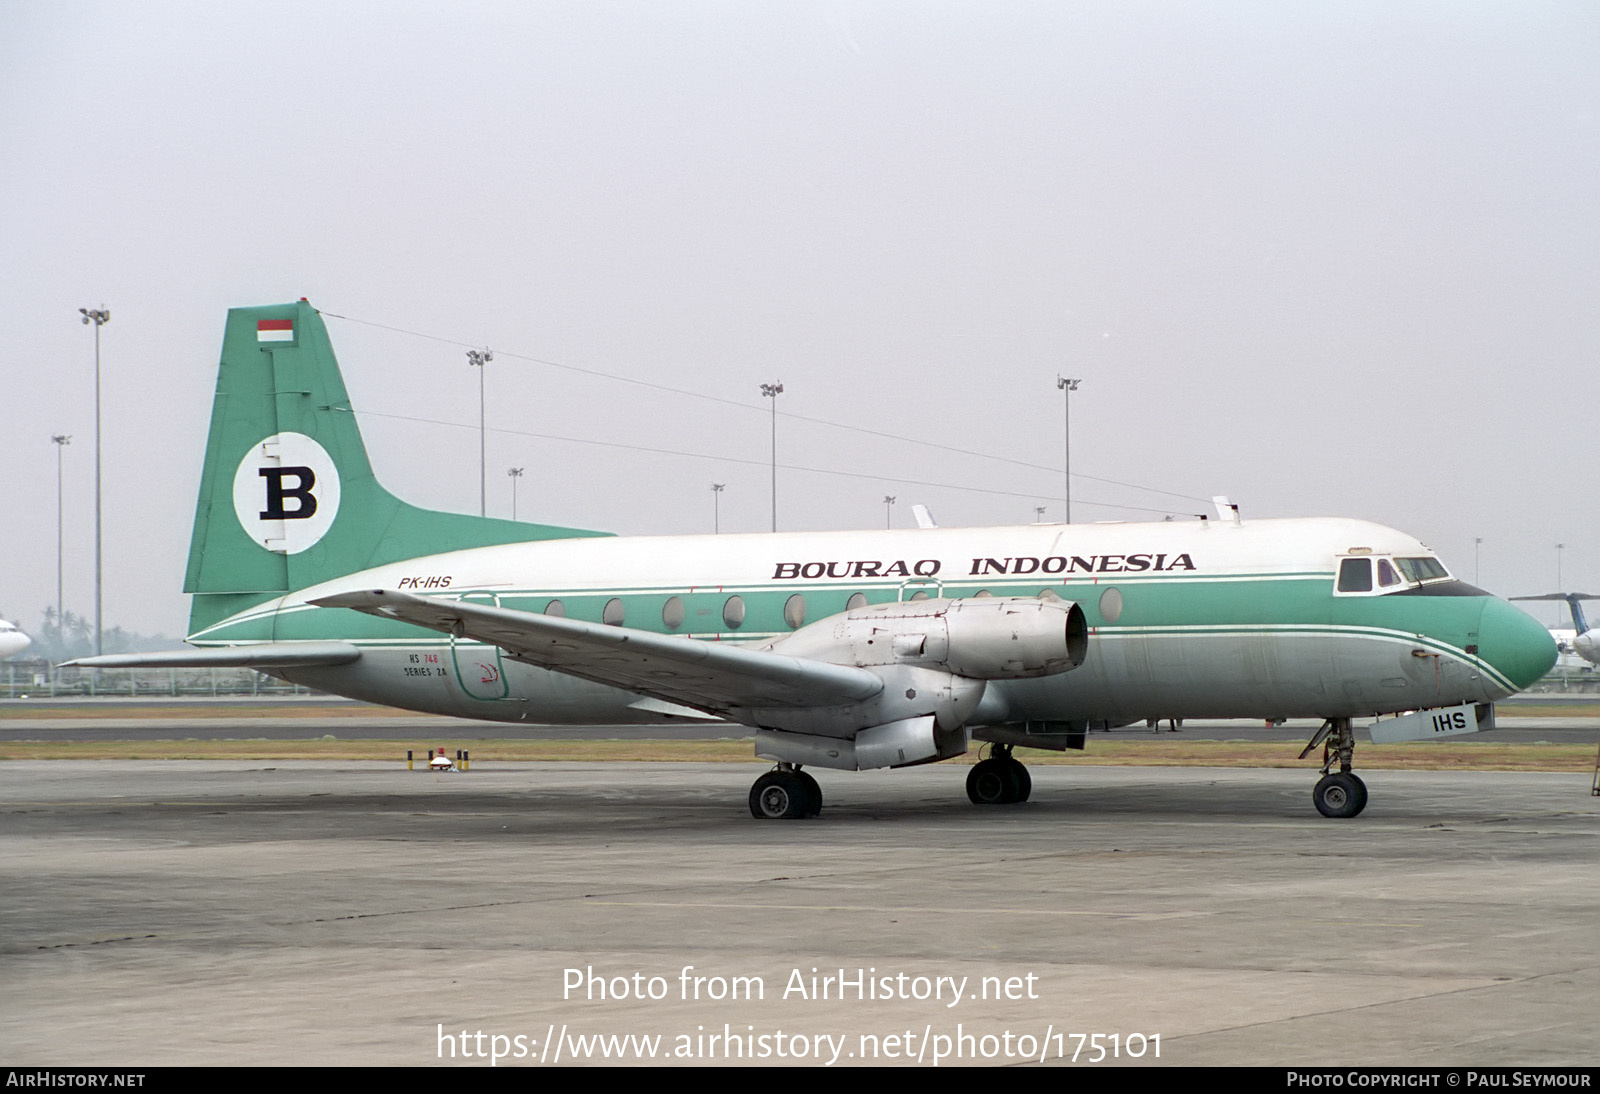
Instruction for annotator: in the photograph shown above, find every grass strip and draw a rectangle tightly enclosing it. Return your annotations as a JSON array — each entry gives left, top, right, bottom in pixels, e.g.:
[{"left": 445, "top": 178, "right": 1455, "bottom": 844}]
[{"left": 0, "top": 738, "right": 1593, "bottom": 772}]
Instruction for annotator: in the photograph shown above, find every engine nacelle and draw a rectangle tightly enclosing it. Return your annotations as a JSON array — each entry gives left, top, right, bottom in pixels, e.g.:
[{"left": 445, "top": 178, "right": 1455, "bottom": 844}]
[
  {"left": 734, "top": 598, "right": 1087, "bottom": 752},
  {"left": 754, "top": 714, "right": 969, "bottom": 771},
  {"left": 764, "top": 596, "right": 1087, "bottom": 680},
  {"left": 743, "top": 662, "right": 987, "bottom": 739}
]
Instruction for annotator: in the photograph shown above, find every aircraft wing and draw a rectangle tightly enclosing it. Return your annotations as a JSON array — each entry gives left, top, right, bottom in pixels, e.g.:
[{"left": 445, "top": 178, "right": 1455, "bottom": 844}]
[
  {"left": 65, "top": 642, "right": 363, "bottom": 669},
  {"left": 310, "top": 589, "right": 884, "bottom": 716}
]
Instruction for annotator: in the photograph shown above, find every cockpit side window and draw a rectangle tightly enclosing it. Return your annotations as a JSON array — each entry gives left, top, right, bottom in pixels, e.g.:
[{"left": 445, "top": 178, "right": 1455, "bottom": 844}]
[
  {"left": 1377, "top": 558, "right": 1402, "bottom": 588},
  {"left": 1337, "top": 557, "right": 1373, "bottom": 593}
]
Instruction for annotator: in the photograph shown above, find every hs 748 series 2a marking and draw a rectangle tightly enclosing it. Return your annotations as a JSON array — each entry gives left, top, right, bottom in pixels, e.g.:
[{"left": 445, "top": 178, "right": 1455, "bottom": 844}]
[{"left": 72, "top": 300, "right": 1557, "bottom": 820}]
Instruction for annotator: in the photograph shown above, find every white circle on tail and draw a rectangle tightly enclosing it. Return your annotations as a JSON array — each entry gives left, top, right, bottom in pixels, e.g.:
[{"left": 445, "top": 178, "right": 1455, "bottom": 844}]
[{"left": 232, "top": 432, "right": 342, "bottom": 554}]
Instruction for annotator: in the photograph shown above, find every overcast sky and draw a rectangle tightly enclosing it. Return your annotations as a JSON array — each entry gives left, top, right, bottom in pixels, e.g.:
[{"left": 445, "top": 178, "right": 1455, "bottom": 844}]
[{"left": 2, "top": 1, "right": 1596, "bottom": 639}]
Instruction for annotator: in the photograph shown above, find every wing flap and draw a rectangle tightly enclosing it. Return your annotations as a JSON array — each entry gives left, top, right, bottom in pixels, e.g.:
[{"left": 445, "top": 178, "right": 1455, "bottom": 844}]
[{"left": 310, "top": 589, "right": 883, "bottom": 714}]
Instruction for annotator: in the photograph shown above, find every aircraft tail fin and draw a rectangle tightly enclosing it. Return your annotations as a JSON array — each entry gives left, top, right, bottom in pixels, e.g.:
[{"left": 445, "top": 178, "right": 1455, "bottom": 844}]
[
  {"left": 1509, "top": 592, "right": 1600, "bottom": 635},
  {"left": 183, "top": 300, "right": 608, "bottom": 635}
]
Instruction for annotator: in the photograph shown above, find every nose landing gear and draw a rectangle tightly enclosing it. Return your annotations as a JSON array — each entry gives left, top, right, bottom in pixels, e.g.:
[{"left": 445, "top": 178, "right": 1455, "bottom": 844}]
[{"left": 1301, "top": 717, "right": 1369, "bottom": 818}]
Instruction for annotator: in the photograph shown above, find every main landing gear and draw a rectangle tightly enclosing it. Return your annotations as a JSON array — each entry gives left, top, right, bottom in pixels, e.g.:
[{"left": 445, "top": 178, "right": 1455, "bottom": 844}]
[
  {"left": 1299, "top": 717, "right": 1368, "bottom": 818},
  {"left": 966, "top": 743, "right": 1032, "bottom": 805},
  {"left": 749, "top": 764, "right": 822, "bottom": 819}
]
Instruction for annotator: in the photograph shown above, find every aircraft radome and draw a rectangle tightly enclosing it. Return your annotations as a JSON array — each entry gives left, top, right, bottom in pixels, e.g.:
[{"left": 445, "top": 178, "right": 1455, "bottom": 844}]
[
  {"left": 71, "top": 301, "right": 1558, "bottom": 820},
  {"left": 1510, "top": 593, "right": 1600, "bottom": 669}
]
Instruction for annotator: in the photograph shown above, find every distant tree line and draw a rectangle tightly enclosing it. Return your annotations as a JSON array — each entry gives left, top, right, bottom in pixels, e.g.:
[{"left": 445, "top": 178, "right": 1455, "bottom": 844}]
[{"left": 4, "top": 607, "right": 181, "bottom": 663}]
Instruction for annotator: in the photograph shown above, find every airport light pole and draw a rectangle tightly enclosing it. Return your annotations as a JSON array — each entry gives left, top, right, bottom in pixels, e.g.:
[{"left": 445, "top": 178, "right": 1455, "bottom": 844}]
[
  {"left": 712, "top": 483, "right": 725, "bottom": 534},
  {"left": 467, "top": 349, "right": 492, "bottom": 517},
  {"left": 1475, "top": 537, "right": 1482, "bottom": 586},
  {"left": 1035, "top": 506, "right": 1046, "bottom": 523},
  {"left": 52, "top": 434, "right": 71, "bottom": 628},
  {"left": 884, "top": 495, "right": 896, "bottom": 529},
  {"left": 79, "top": 307, "right": 109, "bottom": 655},
  {"left": 1056, "top": 376, "right": 1081, "bottom": 524},
  {"left": 508, "top": 467, "right": 523, "bottom": 520},
  {"left": 760, "top": 382, "right": 783, "bottom": 532},
  {"left": 1556, "top": 543, "right": 1566, "bottom": 628}
]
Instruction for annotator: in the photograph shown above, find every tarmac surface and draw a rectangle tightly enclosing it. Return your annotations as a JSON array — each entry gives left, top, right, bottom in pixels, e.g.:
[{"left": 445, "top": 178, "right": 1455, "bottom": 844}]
[{"left": 4, "top": 758, "right": 1599, "bottom": 1067}]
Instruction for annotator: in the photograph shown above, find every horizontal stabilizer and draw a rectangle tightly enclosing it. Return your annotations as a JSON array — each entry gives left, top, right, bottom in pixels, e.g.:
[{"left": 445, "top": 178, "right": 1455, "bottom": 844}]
[
  {"left": 310, "top": 589, "right": 884, "bottom": 717},
  {"left": 65, "top": 642, "right": 363, "bottom": 670}
]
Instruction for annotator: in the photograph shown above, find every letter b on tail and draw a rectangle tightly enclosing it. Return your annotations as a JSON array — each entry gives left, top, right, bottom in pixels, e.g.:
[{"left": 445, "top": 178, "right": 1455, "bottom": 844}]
[{"left": 233, "top": 432, "right": 341, "bottom": 554}]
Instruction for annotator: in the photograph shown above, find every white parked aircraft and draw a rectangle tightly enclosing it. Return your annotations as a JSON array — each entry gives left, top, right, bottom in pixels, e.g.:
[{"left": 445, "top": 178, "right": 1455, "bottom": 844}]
[
  {"left": 0, "top": 619, "right": 30, "bottom": 660},
  {"left": 72, "top": 301, "right": 1557, "bottom": 819}
]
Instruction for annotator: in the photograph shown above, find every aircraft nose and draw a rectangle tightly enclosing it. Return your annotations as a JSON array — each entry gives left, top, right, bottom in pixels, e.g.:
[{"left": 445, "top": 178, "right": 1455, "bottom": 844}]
[{"left": 1477, "top": 597, "right": 1558, "bottom": 693}]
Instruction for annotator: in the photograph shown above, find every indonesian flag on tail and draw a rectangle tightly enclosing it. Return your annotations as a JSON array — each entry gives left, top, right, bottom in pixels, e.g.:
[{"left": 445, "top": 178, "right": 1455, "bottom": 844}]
[{"left": 257, "top": 319, "right": 294, "bottom": 343}]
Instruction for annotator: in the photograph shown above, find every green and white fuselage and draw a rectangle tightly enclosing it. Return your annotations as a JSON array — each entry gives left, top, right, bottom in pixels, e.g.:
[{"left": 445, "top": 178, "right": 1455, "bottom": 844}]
[{"left": 187, "top": 516, "right": 1549, "bottom": 728}]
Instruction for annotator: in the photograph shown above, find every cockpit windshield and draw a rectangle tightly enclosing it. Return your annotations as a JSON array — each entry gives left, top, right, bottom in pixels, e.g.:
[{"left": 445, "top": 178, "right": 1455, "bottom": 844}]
[
  {"left": 1335, "top": 554, "right": 1465, "bottom": 597},
  {"left": 1394, "top": 557, "right": 1450, "bottom": 584}
]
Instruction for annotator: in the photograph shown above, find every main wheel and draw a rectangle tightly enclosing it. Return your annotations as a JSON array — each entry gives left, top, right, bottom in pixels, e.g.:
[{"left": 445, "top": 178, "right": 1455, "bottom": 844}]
[
  {"left": 1313, "top": 772, "right": 1367, "bottom": 818},
  {"left": 750, "top": 771, "right": 810, "bottom": 819},
  {"left": 966, "top": 758, "right": 1020, "bottom": 805}
]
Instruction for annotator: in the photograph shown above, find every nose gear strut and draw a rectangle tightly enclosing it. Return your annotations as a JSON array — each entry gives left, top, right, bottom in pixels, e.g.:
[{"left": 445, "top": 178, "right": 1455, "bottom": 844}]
[{"left": 1299, "top": 717, "right": 1368, "bottom": 818}]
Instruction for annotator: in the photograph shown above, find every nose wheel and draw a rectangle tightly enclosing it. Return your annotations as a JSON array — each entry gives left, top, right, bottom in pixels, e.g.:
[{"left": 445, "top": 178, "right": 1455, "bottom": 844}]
[
  {"left": 1301, "top": 717, "right": 1369, "bottom": 818},
  {"left": 966, "top": 744, "right": 1032, "bottom": 805},
  {"left": 749, "top": 765, "right": 822, "bottom": 819},
  {"left": 1312, "top": 771, "right": 1368, "bottom": 818}
]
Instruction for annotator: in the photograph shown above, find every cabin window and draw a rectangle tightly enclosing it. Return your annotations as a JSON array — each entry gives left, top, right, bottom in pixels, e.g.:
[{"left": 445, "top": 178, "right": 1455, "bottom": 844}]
[
  {"left": 783, "top": 594, "right": 806, "bottom": 629},
  {"left": 908, "top": 590, "right": 930, "bottom": 601},
  {"left": 722, "top": 595, "right": 745, "bottom": 630},
  {"left": 661, "top": 596, "right": 685, "bottom": 630},
  {"left": 1099, "top": 587, "right": 1124, "bottom": 623},
  {"left": 1337, "top": 558, "right": 1373, "bottom": 593},
  {"left": 543, "top": 599, "right": 566, "bottom": 617},
  {"left": 846, "top": 592, "right": 868, "bottom": 611},
  {"left": 603, "top": 598, "right": 625, "bottom": 626},
  {"left": 1037, "top": 588, "right": 1061, "bottom": 601},
  {"left": 972, "top": 589, "right": 993, "bottom": 598}
]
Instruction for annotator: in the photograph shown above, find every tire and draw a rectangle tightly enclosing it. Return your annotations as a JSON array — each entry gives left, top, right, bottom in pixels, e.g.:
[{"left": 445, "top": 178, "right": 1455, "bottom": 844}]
[
  {"left": 966, "top": 758, "right": 1020, "bottom": 805},
  {"left": 795, "top": 770, "right": 823, "bottom": 817},
  {"left": 1010, "top": 758, "right": 1032, "bottom": 803},
  {"left": 1346, "top": 772, "right": 1368, "bottom": 815},
  {"left": 750, "top": 771, "right": 808, "bottom": 819},
  {"left": 1313, "top": 772, "right": 1367, "bottom": 819}
]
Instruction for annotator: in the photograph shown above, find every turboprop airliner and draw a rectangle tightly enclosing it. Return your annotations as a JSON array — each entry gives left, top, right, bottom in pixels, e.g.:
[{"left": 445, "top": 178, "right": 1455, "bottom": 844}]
[{"left": 72, "top": 301, "right": 1557, "bottom": 820}]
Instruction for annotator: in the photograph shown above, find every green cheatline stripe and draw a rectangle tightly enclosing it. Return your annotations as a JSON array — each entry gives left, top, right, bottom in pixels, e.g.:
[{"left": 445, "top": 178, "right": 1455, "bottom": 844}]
[
  {"left": 194, "top": 573, "right": 1344, "bottom": 637},
  {"left": 189, "top": 623, "right": 1510, "bottom": 693},
  {"left": 1094, "top": 625, "right": 1507, "bottom": 690},
  {"left": 193, "top": 570, "right": 1339, "bottom": 633}
]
